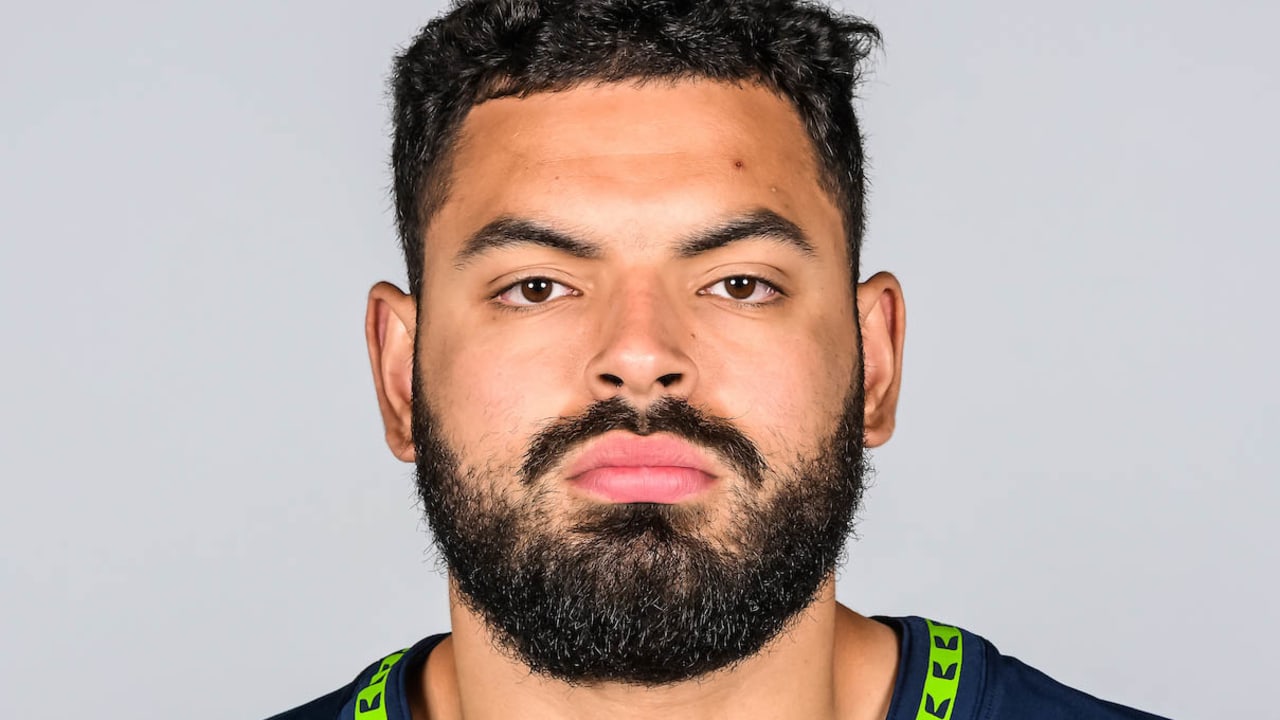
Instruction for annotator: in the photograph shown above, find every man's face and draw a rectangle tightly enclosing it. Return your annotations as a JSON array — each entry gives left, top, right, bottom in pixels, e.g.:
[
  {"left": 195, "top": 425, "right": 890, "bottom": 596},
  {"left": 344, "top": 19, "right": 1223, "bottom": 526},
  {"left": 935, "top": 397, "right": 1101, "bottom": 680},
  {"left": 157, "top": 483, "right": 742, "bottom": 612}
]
[{"left": 380, "top": 80, "right": 894, "bottom": 684}]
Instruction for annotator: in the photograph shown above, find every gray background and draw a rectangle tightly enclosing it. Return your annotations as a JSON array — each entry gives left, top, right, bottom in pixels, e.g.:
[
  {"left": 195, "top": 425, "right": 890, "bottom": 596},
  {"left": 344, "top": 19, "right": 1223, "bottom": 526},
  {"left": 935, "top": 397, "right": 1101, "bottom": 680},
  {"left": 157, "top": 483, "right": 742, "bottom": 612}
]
[{"left": 1, "top": 1, "right": 1275, "bottom": 717}]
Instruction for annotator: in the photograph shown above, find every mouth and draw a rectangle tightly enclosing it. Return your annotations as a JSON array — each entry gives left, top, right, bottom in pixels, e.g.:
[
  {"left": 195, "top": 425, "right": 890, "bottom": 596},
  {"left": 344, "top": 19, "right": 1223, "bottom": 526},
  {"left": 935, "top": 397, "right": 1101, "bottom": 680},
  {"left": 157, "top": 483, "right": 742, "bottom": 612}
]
[{"left": 565, "top": 433, "right": 718, "bottom": 504}]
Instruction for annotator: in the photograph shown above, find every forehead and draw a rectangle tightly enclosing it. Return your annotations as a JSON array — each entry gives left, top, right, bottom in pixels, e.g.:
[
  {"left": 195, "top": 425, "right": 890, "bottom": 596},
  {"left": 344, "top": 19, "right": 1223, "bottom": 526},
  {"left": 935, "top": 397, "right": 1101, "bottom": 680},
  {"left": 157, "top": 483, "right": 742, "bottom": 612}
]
[{"left": 428, "top": 80, "right": 843, "bottom": 263}]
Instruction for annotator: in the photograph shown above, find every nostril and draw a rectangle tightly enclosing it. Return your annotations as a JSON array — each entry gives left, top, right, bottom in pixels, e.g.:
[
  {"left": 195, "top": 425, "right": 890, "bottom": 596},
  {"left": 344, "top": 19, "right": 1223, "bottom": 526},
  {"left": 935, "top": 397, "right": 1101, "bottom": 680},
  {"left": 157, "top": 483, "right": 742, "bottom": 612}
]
[
  {"left": 657, "top": 373, "right": 681, "bottom": 388},
  {"left": 600, "top": 373, "right": 625, "bottom": 387}
]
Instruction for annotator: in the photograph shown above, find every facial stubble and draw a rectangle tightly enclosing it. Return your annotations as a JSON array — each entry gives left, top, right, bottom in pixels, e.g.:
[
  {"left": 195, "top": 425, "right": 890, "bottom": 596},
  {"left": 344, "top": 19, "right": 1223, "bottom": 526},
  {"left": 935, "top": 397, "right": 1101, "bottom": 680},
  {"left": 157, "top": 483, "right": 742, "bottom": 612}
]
[{"left": 412, "top": 366, "right": 869, "bottom": 686}]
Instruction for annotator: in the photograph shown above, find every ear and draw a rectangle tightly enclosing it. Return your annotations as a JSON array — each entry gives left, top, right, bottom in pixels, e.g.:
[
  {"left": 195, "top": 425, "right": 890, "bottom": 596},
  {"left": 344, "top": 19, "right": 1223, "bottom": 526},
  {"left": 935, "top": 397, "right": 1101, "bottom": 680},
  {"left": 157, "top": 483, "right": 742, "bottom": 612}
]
[
  {"left": 365, "top": 282, "right": 418, "bottom": 462},
  {"left": 855, "top": 272, "right": 906, "bottom": 448}
]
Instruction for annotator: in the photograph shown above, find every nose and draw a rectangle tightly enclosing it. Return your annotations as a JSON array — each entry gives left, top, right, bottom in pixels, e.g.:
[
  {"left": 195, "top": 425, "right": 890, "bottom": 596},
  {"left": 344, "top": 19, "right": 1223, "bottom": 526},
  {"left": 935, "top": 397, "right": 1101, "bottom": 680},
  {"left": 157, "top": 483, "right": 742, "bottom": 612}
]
[{"left": 585, "top": 278, "right": 698, "bottom": 406}]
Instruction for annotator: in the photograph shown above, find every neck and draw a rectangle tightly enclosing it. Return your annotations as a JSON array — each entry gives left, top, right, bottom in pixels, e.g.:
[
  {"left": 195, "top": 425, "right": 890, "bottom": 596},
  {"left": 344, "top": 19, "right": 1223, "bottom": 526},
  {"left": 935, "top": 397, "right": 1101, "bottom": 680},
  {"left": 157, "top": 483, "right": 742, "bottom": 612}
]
[{"left": 414, "top": 579, "right": 899, "bottom": 720}]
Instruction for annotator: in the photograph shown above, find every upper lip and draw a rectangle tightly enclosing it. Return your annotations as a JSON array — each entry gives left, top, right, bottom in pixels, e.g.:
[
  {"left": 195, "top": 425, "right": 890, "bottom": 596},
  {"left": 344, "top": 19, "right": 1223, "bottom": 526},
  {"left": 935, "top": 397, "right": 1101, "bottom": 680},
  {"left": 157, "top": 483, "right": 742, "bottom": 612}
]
[{"left": 564, "top": 433, "right": 716, "bottom": 479}]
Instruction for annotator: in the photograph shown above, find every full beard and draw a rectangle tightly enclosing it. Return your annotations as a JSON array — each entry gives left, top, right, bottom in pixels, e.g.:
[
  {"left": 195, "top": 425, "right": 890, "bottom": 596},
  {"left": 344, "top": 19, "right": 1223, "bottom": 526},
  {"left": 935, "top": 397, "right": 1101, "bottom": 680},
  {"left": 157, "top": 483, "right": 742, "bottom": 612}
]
[{"left": 412, "top": 378, "right": 869, "bottom": 686}]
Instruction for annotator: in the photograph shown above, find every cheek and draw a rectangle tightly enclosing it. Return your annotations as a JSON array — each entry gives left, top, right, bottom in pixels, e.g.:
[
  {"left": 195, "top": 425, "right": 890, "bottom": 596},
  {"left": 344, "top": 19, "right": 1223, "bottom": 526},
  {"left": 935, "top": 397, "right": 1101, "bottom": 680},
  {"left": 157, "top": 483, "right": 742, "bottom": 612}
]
[
  {"left": 700, "top": 330, "right": 854, "bottom": 460},
  {"left": 422, "top": 321, "right": 577, "bottom": 466}
]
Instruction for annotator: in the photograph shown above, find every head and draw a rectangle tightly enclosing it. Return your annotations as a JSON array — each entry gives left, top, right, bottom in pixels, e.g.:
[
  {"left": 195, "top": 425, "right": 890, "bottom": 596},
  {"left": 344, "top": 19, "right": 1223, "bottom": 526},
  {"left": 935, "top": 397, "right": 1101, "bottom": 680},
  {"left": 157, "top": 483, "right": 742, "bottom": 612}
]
[{"left": 366, "top": 0, "right": 905, "bottom": 686}]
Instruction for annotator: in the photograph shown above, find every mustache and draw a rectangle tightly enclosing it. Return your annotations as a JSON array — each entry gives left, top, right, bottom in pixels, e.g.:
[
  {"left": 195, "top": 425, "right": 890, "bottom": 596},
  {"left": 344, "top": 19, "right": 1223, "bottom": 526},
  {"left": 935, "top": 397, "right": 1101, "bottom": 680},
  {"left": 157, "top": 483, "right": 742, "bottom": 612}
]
[{"left": 520, "top": 396, "right": 767, "bottom": 488}]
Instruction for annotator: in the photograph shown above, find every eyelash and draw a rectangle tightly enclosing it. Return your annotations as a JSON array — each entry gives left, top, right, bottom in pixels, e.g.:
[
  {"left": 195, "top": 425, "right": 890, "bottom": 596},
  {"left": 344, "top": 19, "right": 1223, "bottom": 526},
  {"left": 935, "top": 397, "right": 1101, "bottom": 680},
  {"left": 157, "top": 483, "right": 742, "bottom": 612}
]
[{"left": 490, "top": 274, "right": 786, "bottom": 313}]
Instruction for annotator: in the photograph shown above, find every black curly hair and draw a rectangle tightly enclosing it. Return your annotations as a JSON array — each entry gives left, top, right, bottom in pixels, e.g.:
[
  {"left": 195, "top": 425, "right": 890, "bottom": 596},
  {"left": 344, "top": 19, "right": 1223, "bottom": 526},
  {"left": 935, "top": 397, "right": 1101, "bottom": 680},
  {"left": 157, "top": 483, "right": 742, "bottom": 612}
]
[{"left": 391, "top": 0, "right": 881, "bottom": 296}]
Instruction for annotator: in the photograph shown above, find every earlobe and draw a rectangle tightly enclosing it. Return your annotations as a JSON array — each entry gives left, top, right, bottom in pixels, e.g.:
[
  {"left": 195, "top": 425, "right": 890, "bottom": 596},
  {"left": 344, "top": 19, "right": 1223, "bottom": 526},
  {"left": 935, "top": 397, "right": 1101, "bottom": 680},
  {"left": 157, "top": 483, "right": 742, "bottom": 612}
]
[
  {"left": 365, "top": 282, "right": 418, "bottom": 462},
  {"left": 855, "top": 272, "right": 906, "bottom": 448}
]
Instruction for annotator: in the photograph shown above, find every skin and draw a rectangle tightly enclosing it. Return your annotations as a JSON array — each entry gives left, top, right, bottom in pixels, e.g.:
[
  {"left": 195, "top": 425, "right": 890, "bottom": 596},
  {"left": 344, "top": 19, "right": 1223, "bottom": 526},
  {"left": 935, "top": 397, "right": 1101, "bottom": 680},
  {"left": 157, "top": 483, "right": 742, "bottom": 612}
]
[{"left": 365, "top": 80, "right": 907, "bottom": 720}]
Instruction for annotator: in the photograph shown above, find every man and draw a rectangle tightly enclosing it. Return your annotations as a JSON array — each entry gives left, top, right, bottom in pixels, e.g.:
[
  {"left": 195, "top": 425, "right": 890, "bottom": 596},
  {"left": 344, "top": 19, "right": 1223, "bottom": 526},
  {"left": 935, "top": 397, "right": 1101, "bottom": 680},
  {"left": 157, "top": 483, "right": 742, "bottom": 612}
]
[{"left": 272, "top": 1, "right": 1169, "bottom": 718}]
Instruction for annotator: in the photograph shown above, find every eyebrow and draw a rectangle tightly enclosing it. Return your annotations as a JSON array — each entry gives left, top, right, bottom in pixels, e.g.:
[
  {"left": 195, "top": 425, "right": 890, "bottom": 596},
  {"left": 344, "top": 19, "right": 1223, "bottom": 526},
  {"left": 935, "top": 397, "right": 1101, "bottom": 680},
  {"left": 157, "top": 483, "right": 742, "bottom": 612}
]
[
  {"left": 451, "top": 208, "right": 816, "bottom": 270},
  {"left": 452, "top": 217, "right": 602, "bottom": 270},
  {"left": 675, "top": 209, "right": 816, "bottom": 259}
]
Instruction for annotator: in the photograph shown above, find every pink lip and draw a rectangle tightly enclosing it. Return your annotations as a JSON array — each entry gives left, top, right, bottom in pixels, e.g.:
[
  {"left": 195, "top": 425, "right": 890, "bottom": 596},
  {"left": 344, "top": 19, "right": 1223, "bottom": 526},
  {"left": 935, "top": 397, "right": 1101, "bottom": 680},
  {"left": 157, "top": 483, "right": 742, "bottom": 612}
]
[{"left": 566, "top": 434, "right": 716, "bottom": 503}]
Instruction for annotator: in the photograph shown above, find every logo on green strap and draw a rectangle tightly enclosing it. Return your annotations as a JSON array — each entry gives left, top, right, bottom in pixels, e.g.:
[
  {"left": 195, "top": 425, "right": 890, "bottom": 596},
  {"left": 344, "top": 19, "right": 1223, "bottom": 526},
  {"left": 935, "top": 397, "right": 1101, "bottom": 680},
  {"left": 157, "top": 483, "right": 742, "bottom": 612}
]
[
  {"left": 914, "top": 620, "right": 962, "bottom": 720},
  {"left": 354, "top": 650, "right": 406, "bottom": 720}
]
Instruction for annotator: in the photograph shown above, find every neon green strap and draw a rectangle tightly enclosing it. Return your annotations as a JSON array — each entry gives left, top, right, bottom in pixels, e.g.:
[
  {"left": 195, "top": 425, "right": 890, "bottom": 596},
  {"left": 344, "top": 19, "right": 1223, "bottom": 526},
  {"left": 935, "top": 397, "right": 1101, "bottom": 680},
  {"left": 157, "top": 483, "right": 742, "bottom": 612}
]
[
  {"left": 353, "top": 650, "right": 407, "bottom": 720},
  {"left": 914, "top": 619, "right": 962, "bottom": 720}
]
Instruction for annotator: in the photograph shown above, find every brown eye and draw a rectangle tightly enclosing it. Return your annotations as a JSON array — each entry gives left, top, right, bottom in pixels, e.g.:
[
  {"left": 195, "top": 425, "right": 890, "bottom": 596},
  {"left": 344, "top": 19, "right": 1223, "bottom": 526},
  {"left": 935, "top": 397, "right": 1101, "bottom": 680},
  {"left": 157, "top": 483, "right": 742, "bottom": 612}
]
[
  {"left": 520, "top": 278, "right": 554, "bottom": 303},
  {"left": 495, "top": 277, "right": 575, "bottom": 308},
  {"left": 703, "top": 275, "right": 781, "bottom": 304},
  {"left": 724, "top": 277, "right": 758, "bottom": 300}
]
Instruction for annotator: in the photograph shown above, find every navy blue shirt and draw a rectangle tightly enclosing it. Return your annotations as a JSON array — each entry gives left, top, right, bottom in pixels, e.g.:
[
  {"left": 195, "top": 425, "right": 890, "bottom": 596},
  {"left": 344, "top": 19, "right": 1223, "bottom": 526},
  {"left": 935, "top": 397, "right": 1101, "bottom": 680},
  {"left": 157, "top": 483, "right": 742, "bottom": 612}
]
[{"left": 267, "top": 616, "right": 1170, "bottom": 719}]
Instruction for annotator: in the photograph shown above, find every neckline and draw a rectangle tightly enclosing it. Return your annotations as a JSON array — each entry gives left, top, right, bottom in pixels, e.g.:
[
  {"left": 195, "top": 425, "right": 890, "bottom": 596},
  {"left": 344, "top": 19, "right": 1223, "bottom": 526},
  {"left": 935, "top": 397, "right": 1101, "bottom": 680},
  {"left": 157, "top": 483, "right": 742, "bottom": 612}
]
[{"left": 378, "top": 616, "right": 970, "bottom": 720}]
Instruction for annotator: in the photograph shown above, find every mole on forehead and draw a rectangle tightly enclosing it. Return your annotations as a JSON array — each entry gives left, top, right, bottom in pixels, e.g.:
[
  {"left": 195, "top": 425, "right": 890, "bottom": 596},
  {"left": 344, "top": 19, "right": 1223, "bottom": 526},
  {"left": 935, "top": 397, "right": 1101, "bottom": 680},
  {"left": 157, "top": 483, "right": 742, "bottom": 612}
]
[{"left": 444, "top": 85, "right": 827, "bottom": 219}]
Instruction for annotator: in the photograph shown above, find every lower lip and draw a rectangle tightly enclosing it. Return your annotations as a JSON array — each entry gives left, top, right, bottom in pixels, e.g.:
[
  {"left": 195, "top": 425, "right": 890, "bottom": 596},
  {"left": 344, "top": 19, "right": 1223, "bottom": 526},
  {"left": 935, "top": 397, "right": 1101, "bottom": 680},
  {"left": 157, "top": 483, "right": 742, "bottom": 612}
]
[{"left": 572, "top": 466, "right": 714, "bottom": 503}]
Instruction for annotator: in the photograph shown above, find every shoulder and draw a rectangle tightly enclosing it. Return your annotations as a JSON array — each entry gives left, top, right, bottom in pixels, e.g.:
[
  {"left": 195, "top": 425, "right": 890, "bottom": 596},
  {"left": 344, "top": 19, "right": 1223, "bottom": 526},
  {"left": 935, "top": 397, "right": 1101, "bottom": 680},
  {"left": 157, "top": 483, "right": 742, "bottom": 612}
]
[
  {"left": 984, "top": 651, "right": 1172, "bottom": 720},
  {"left": 263, "top": 634, "right": 449, "bottom": 720},
  {"left": 878, "top": 616, "right": 1172, "bottom": 720},
  {"left": 266, "top": 683, "right": 354, "bottom": 720}
]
